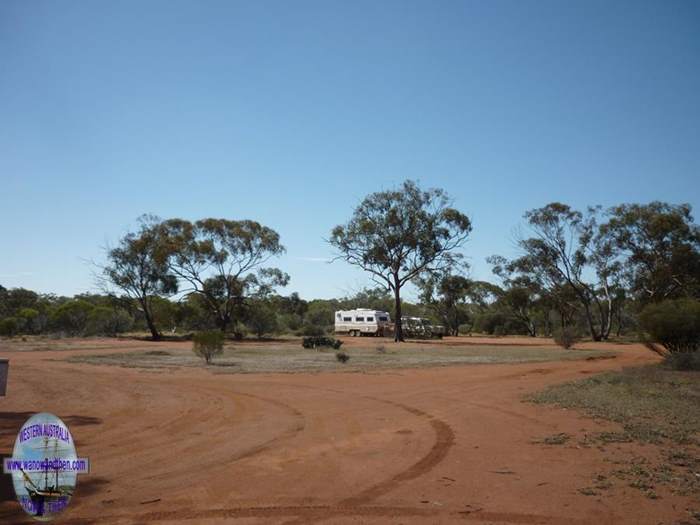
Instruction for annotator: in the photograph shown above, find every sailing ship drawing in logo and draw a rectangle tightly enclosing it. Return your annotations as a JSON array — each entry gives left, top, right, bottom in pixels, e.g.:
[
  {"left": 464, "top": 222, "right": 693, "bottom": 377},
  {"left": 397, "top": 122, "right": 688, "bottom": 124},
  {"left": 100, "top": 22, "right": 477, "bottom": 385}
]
[{"left": 4, "top": 412, "right": 90, "bottom": 521}]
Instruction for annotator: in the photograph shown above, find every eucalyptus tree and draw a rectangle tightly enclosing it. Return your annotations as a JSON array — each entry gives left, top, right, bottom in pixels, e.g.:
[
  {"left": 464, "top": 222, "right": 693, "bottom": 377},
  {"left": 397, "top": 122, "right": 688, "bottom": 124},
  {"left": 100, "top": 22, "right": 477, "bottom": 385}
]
[
  {"left": 417, "top": 270, "right": 473, "bottom": 336},
  {"left": 600, "top": 202, "right": 700, "bottom": 302},
  {"left": 488, "top": 255, "right": 542, "bottom": 337},
  {"left": 159, "top": 218, "right": 288, "bottom": 332},
  {"left": 497, "top": 203, "right": 617, "bottom": 341},
  {"left": 330, "top": 180, "right": 471, "bottom": 342},
  {"left": 101, "top": 215, "right": 177, "bottom": 340}
]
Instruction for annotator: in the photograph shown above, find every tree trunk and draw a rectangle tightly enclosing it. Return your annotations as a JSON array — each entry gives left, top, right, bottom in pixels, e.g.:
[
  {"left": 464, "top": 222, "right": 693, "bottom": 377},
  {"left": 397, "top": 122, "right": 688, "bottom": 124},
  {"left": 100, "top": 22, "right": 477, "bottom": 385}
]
[
  {"left": 602, "top": 287, "right": 613, "bottom": 340},
  {"left": 217, "top": 313, "right": 231, "bottom": 333},
  {"left": 141, "top": 298, "right": 161, "bottom": 341},
  {"left": 615, "top": 303, "right": 623, "bottom": 337},
  {"left": 582, "top": 302, "right": 601, "bottom": 341},
  {"left": 527, "top": 319, "right": 536, "bottom": 337},
  {"left": 393, "top": 278, "right": 404, "bottom": 342},
  {"left": 572, "top": 285, "right": 602, "bottom": 341}
]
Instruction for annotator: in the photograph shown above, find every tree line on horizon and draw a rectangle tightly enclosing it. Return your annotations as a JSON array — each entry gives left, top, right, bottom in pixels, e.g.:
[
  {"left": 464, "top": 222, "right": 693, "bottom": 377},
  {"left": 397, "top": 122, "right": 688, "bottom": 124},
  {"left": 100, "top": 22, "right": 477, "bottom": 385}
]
[{"left": 1, "top": 181, "right": 699, "bottom": 347}]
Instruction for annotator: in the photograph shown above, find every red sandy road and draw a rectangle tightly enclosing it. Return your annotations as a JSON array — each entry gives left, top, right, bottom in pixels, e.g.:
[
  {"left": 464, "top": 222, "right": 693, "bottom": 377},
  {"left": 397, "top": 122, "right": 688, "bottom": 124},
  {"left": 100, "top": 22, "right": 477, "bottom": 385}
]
[{"left": 0, "top": 338, "right": 695, "bottom": 524}]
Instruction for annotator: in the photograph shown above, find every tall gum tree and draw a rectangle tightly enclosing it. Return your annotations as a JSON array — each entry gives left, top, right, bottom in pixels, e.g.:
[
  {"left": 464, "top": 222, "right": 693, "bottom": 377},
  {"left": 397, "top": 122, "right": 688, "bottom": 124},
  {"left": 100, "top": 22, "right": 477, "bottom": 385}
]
[
  {"left": 100, "top": 215, "right": 177, "bottom": 341},
  {"left": 159, "top": 218, "right": 288, "bottom": 332},
  {"left": 504, "top": 203, "right": 618, "bottom": 341},
  {"left": 600, "top": 202, "right": 700, "bottom": 302},
  {"left": 330, "top": 180, "right": 471, "bottom": 342}
]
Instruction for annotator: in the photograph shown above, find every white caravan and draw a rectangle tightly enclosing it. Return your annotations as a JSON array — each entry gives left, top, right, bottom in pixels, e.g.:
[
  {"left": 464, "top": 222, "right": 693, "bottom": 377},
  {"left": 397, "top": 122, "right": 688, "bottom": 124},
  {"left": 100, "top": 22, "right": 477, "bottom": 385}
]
[{"left": 334, "top": 309, "right": 392, "bottom": 337}]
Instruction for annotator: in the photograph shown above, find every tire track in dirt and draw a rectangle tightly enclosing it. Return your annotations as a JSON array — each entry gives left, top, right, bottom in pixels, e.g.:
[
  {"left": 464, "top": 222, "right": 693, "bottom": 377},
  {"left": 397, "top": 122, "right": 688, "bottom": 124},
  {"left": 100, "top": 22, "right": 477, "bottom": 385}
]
[
  {"left": 63, "top": 505, "right": 589, "bottom": 524},
  {"left": 219, "top": 389, "right": 307, "bottom": 462},
  {"left": 134, "top": 387, "right": 307, "bottom": 486},
  {"left": 338, "top": 396, "right": 455, "bottom": 507},
  {"left": 243, "top": 382, "right": 457, "bottom": 508},
  {"left": 62, "top": 504, "right": 440, "bottom": 524}
]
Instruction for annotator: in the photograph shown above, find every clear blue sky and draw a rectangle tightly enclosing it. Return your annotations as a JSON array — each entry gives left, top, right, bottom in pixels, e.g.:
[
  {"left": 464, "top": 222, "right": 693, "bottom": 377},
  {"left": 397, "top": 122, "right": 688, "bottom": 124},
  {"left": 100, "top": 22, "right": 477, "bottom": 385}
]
[{"left": 1, "top": 0, "right": 698, "bottom": 300}]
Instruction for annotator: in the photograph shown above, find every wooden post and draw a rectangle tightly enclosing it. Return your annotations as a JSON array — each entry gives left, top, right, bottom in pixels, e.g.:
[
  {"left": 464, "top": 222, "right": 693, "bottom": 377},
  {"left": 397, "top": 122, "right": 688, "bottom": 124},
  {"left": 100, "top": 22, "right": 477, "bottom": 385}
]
[{"left": 0, "top": 358, "right": 8, "bottom": 396}]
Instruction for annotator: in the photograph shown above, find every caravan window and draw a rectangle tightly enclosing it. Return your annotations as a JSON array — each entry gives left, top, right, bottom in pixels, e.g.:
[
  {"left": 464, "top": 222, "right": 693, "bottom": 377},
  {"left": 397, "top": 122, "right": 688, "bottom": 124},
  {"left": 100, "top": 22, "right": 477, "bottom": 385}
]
[
  {"left": 379, "top": 316, "right": 388, "bottom": 322},
  {"left": 355, "top": 317, "right": 364, "bottom": 322},
  {"left": 366, "top": 317, "right": 374, "bottom": 322},
  {"left": 343, "top": 317, "right": 352, "bottom": 322}
]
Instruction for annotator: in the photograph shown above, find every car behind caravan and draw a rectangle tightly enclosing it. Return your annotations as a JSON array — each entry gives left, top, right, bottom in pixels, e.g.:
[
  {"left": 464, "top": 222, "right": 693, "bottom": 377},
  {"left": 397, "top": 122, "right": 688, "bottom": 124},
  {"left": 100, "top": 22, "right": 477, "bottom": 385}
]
[{"left": 334, "top": 309, "right": 392, "bottom": 337}]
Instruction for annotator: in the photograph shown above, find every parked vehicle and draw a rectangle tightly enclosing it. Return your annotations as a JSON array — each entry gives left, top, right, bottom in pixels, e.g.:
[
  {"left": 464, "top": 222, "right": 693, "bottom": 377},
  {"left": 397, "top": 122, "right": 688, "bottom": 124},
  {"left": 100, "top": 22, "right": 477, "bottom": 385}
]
[
  {"left": 334, "top": 309, "right": 392, "bottom": 337},
  {"left": 401, "top": 317, "right": 445, "bottom": 339}
]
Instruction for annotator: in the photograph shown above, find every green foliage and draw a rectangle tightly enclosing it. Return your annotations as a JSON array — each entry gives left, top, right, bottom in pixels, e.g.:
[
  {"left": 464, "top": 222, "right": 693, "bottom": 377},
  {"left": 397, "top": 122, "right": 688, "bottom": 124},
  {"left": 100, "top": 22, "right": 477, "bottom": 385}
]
[
  {"left": 160, "top": 218, "right": 289, "bottom": 332},
  {"left": 299, "top": 323, "right": 326, "bottom": 336},
  {"left": 527, "top": 366, "right": 700, "bottom": 444},
  {"left": 417, "top": 271, "right": 473, "bottom": 336},
  {"left": 458, "top": 323, "right": 472, "bottom": 335},
  {"left": 492, "top": 203, "right": 617, "bottom": 342},
  {"left": 304, "top": 301, "right": 335, "bottom": 329},
  {"left": 330, "top": 180, "right": 471, "bottom": 342},
  {"left": 49, "top": 300, "right": 95, "bottom": 336},
  {"left": 473, "top": 312, "right": 499, "bottom": 334},
  {"left": 278, "top": 313, "right": 303, "bottom": 332},
  {"left": 640, "top": 298, "right": 700, "bottom": 354},
  {"left": 102, "top": 215, "right": 177, "bottom": 340},
  {"left": 302, "top": 336, "right": 343, "bottom": 350},
  {"left": 192, "top": 330, "right": 225, "bottom": 364},
  {"left": 0, "top": 317, "right": 19, "bottom": 337},
  {"left": 16, "top": 307, "right": 40, "bottom": 334},
  {"left": 0, "top": 287, "right": 39, "bottom": 318},
  {"left": 343, "top": 287, "right": 393, "bottom": 312},
  {"left": 553, "top": 326, "right": 580, "bottom": 349},
  {"left": 150, "top": 296, "right": 179, "bottom": 332},
  {"left": 246, "top": 303, "right": 279, "bottom": 338},
  {"left": 602, "top": 202, "right": 700, "bottom": 302},
  {"left": 85, "top": 307, "right": 133, "bottom": 336},
  {"left": 664, "top": 352, "right": 700, "bottom": 371}
]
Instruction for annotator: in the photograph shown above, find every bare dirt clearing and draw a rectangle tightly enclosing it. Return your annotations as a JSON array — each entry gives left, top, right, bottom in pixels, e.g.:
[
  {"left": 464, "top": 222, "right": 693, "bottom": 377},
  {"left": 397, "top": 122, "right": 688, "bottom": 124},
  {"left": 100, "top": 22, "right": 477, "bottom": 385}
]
[{"left": 0, "top": 336, "right": 697, "bottom": 524}]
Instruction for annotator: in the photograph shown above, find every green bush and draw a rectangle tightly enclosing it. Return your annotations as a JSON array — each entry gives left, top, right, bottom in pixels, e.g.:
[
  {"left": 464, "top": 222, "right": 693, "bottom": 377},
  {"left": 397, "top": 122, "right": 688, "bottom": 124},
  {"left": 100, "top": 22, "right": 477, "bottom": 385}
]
[
  {"left": 553, "top": 326, "right": 579, "bottom": 349},
  {"left": 49, "top": 300, "right": 94, "bottom": 336},
  {"left": 85, "top": 307, "right": 133, "bottom": 336},
  {"left": 639, "top": 298, "right": 700, "bottom": 354},
  {"left": 16, "top": 308, "right": 40, "bottom": 334},
  {"left": 302, "top": 336, "right": 343, "bottom": 350},
  {"left": 246, "top": 304, "right": 279, "bottom": 338},
  {"left": 299, "top": 323, "right": 325, "bottom": 336},
  {"left": 458, "top": 324, "right": 472, "bottom": 335},
  {"left": 0, "top": 317, "right": 19, "bottom": 337},
  {"left": 663, "top": 351, "right": 700, "bottom": 371},
  {"left": 192, "top": 330, "right": 225, "bottom": 364},
  {"left": 279, "top": 313, "right": 303, "bottom": 332}
]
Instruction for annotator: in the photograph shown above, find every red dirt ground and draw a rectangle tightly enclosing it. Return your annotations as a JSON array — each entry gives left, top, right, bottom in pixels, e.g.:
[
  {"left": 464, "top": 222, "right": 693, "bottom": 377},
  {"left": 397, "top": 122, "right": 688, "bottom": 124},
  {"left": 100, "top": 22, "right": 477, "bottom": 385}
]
[{"left": 0, "top": 337, "right": 696, "bottom": 524}]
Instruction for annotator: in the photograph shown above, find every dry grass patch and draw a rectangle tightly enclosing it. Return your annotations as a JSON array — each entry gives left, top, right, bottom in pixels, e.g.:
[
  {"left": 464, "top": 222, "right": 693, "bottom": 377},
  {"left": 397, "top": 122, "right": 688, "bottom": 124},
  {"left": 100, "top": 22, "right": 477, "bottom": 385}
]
[
  {"left": 65, "top": 342, "right": 613, "bottom": 373},
  {"left": 527, "top": 365, "right": 700, "bottom": 500}
]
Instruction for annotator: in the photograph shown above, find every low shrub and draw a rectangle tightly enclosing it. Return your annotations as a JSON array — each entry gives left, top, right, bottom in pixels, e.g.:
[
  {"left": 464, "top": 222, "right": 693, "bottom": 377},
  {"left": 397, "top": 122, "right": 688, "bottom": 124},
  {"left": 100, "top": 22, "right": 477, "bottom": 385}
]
[
  {"left": 192, "top": 330, "right": 225, "bottom": 364},
  {"left": 299, "top": 323, "right": 326, "bottom": 337},
  {"left": 663, "top": 351, "right": 700, "bottom": 371},
  {"left": 302, "top": 336, "right": 342, "bottom": 350},
  {"left": 640, "top": 298, "right": 700, "bottom": 354},
  {"left": 553, "top": 326, "right": 579, "bottom": 349},
  {"left": 458, "top": 324, "right": 472, "bottom": 336},
  {"left": 0, "top": 317, "right": 19, "bottom": 337},
  {"left": 335, "top": 351, "right": 350, "bottom": 363},
  {"left": 85, "top": 307, "right": 133, "bottom": 336}
]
